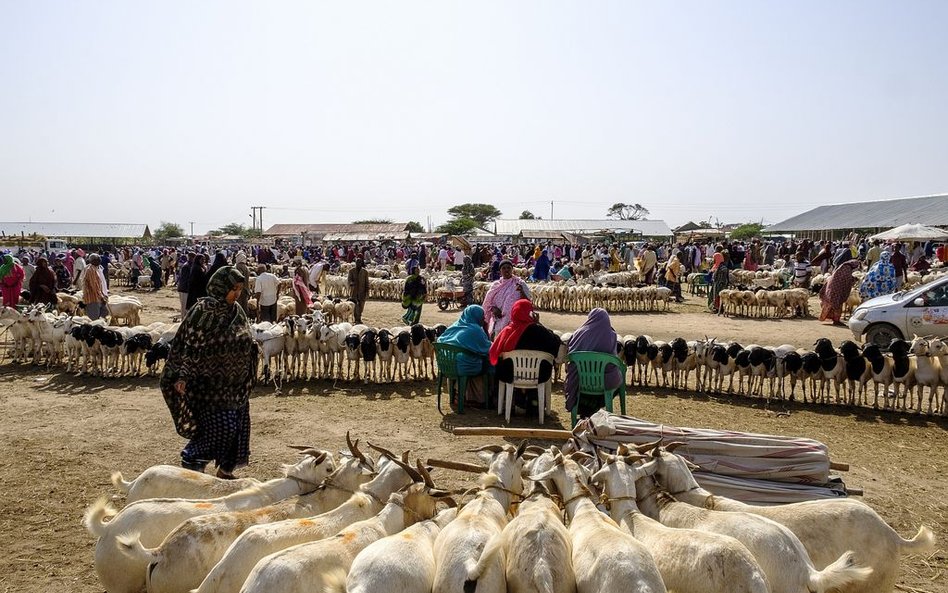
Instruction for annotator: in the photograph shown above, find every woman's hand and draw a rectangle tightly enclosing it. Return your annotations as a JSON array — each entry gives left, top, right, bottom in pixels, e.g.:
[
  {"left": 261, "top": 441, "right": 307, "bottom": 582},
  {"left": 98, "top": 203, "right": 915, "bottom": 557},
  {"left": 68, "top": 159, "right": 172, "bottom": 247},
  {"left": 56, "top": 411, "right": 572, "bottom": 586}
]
[
  {"left": 174, "top": 379, "right": 186, "bottom": 395},
  {"left": 491, "top": 306, "right": 503, "bottom": 319}
]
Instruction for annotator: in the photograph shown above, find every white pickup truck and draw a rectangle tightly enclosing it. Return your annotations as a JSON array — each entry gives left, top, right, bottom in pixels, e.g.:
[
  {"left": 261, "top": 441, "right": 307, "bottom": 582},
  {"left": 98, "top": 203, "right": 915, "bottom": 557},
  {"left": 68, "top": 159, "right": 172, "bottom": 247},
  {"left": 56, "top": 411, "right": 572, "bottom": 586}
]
[{"left": 848, "top": 275, "right": 948, "bottom": 347}]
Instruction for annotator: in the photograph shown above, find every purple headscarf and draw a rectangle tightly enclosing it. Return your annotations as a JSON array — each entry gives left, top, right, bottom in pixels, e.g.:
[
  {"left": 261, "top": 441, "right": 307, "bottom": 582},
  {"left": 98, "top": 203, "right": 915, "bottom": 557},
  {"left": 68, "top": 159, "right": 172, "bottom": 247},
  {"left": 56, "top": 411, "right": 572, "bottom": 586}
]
[{"left": 565, "top": 308, "right": 622, "bottom": 411}]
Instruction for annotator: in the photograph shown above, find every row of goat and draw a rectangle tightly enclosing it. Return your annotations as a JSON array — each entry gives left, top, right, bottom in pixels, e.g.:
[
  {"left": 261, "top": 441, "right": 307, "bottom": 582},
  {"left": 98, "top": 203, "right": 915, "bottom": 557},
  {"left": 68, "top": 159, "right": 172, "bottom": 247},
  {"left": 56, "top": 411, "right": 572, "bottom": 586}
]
[
  {"left": 621, "top": 334, "right": 948, "bottom": 415},
  {"left": 84, "top": 435, "right": 935, "bottom": 593}
]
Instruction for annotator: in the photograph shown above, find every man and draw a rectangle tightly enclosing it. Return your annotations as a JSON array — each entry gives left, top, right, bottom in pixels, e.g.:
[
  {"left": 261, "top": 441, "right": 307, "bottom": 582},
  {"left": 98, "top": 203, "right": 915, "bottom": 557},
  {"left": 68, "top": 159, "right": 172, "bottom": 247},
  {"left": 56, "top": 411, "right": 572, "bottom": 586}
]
[
  {"left": 889, "top": 243, "right": 908, "bottom": 288},
  {"left": 177, "top": 253, "right": 193, "bottom": 318},
  {"left": 347, "top": 258, "right": 369, "bottom": 324},
  {"left": 71, "top": 250, "right": 86, "bottom": 287},
  {"left": 308, "top": 257, "right": 325, "bottom": 295},
  {"left": 254, "top": 264, "right": 280, "bottom": 322},
  {"left": 482, "top": 259, "right": 531, "bottom": 337},
  {"left": 639, "top": 244, "right": 658, "bottom": 284},
  {"left": 865, "top": 240, "right": 882, "bottom": 268}
]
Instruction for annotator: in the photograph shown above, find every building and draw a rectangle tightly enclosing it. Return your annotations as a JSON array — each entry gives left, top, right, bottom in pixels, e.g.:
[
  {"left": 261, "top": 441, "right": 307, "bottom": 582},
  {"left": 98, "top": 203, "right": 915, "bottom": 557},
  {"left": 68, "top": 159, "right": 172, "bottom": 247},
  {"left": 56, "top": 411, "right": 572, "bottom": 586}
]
[
  {"left": 264, "top": 223, "right": 412, "bottom": 244},
  {"left": 491, "top": 218, "right": 673, "bottom": 243},
  {"left": 0, "top": 221, "right": 152, "bottom": 246},
  {"left": 765, "top": 193, "right": 948, "bottom": 240}
]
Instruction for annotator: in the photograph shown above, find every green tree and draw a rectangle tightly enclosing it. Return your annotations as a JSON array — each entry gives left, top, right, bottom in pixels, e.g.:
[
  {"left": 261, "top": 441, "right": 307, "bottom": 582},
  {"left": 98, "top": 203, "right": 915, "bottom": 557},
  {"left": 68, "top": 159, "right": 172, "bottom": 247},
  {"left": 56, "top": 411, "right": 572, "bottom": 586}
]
[
  {"left": 244, "top": 228, "right": 263, "bottom": 238},
  {"left": 405, "top": 221, "right": 425, "bottom": 233},
  {"left": 520, "top": 210, "right": 536, "bottom": 220},
  {"left": 446, "top": 203, "right": 502, "bottom": 228},
  {"left": 435, "top": 218, "right": 479, "bottom": 235},
  {"left": 606, "top": 203, "right": 650, "bottom": 220},
  {"left": 154, "top": 221, "right": 185, "bottom": 240},
  {"left": 218, "top": 222, "right": 248, "bottom": 236},
  {"left": 352, "top": 219, "right": 393, "bottom": 224},
  {"left": 728, "top": 222, "right": 765, "bottom": 241}
]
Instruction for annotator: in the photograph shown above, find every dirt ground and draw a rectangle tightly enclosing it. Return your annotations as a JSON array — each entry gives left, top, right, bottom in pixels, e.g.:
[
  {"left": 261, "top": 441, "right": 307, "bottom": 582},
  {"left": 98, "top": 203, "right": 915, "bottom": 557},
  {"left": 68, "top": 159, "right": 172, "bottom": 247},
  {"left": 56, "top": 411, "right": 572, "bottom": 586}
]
[{"left": 1, "top": 287, "right": 946, "bottom": 593}]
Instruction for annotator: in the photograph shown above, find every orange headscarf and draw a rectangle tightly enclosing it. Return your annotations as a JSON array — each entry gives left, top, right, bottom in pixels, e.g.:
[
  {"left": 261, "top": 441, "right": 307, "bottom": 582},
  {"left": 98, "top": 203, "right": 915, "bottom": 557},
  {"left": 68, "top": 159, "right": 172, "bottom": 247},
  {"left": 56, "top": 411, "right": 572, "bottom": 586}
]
[{"left": 489, "top": 299, "right": 536, "bottom": 365}]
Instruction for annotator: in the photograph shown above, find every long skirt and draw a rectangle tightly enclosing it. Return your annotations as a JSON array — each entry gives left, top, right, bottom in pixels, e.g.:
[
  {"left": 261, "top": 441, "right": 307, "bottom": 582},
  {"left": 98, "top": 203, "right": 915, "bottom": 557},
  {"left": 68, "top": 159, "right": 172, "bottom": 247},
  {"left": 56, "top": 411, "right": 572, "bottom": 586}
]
[
  {"left": 819, "top": 302, "right": 843, "bottom": 323},
  {"left": 181, "top": 403, "right": 251, "bottom": 473},
  {"left": 402, "top": 303, "right": 422, "bottom": 325}
]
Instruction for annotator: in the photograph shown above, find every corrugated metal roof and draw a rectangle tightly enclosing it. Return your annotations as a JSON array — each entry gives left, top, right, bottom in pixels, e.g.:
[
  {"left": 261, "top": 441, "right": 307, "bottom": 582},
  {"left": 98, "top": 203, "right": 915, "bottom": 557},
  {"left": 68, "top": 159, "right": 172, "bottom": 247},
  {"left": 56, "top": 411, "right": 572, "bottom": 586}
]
[
  {"left": 493, "top": 219, "right": 672, "bottom": 237},
  {"left": 520, "top": 230, "right": 566, "bottom": 240},
  {"left": 0, "top": 221, "right": 151, "bottom": 238},
  {"left": 766, "top": 193, "right": 948, "bottom": 232},
  {"left": 321, "top": 232, "right": 409, "bottom": 242},
  {"left": 264, "top": 223, "right": 409, "bottom": 236}
]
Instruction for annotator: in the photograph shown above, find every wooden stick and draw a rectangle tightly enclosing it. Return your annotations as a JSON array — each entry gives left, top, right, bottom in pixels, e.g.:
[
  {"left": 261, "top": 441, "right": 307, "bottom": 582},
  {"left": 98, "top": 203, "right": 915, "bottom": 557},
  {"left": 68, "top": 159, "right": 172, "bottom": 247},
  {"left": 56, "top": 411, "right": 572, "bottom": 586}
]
[
  {"left": 452, "top": 427, "right": 573, "bottom": 440},
  {"left": 847, "top": 487, "right": 864, "bottom": 496},
  {"left": 426, "top": 458, "right": 487, "bottom": 474},
  {"left": 829, "top": 461, "right": 849, "bottom": 472}
]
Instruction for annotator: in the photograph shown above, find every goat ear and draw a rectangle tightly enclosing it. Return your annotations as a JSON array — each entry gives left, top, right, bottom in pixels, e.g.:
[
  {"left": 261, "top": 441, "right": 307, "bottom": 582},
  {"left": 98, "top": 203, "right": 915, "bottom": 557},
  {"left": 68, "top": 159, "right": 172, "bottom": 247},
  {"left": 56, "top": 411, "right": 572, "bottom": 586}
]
[
  {"left": 684, "top": 459, "right": 700, "bottom": 471},
  {"left": 589, "top": 467, "right": 608, "bottom": 486},
  {"left": 515, "top": 440, "right": 527, "bottom": 459},
  {"left": 527, "top": 467, "right": 557, "bottom": 482},
  {"left": 475, "top": 451, "right": 495, "bottom": 465},
  {"left": 635, "top": 459, "right": 659, "bottom": 478}
]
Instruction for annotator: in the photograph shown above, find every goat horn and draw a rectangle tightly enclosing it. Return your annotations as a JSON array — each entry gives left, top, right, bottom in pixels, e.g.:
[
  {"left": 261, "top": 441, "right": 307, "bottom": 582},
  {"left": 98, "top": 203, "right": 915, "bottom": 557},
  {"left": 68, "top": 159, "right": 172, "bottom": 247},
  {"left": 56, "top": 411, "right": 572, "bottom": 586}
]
[
  {"left": 346, "top": 431, "right": 367, "bottom": 464},
  {"left": 632, "top": 439, "right": 663, "bottom": 453},
  {"left": 515, "top": 440, "right": 527, "bottom": 459},
  {"left": 524, "top": 445, "right": 547, "bottom": 455},
  {"left": 416, "top": 459, "right": 436, "bottom": 488},
  {"left": 288, "top": 444, "right": 316, "bottom": 451},
  {"left": 367, "top": 442, "right": 401, "bottom": 463},
  {"left": 386, "top": 455, "right": 423, "bottom": 483},
  {"left": 401, "top": 450, "right": 410, "bottom": 464},
  {"left": 467, "top": 445, "right": 505, "bottom": 454},
  {"left": 663, "top": 441, "right": 687, "bottom": 453},
  {"left": 310, "top": 451, "right": 328, "bottom": 465}
]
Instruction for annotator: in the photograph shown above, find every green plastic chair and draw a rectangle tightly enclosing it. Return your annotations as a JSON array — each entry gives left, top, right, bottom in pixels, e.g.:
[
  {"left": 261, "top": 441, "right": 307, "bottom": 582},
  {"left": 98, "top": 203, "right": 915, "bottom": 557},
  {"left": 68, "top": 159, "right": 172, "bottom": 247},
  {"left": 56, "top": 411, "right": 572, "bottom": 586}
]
[
  {"left": 566, "top": 351, "right": 628, "bottom": 427},
  {"left": 434, "top": 343, "right": 490, "bottom": 415}
]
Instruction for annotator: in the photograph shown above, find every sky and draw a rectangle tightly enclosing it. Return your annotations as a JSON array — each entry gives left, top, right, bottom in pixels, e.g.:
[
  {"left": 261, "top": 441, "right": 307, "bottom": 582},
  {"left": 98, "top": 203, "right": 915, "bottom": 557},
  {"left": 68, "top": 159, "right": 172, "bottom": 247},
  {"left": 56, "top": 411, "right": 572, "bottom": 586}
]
[{"left": 1, "top": 1, "right": 947, "bottom": 235}]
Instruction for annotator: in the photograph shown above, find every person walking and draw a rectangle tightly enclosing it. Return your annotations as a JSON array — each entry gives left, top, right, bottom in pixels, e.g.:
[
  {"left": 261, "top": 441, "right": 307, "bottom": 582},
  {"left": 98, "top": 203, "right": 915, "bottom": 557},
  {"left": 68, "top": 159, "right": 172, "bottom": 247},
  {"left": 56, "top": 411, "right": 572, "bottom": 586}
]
[
  {"left": 292, "top": 265, "right": 312, "bottom": 315},
  {"left": 347, "top": 258, "right": 369, "bottom": 324},
  {"left": 819, "top": 259, "right": 860, "bottom": 325},
  {"left": 81, "top": 254, "right": 109, "bottom": 320},
  {"left": 185, "top": 254, "right": 209, "bottom": 310},
  {"left": 176, "top": 254, "right": 193, "bottom": 318},
  {"left": 401, "top": 264, "right": 427, "bottom": 325},
  {"left": 160, "top": 266, "right": 258, "bottom": 478}
]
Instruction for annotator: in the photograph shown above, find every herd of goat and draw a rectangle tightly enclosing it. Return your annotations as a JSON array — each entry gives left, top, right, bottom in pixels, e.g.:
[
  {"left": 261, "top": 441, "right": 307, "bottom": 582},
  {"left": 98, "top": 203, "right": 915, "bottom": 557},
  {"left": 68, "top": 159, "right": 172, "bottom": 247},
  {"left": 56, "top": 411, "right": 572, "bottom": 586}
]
[
  {"left": 83, "top": 435, "right": 934, "bottom": 593},
  {"left": 4, "top": 294, "right": 948, "bottom": 415}
]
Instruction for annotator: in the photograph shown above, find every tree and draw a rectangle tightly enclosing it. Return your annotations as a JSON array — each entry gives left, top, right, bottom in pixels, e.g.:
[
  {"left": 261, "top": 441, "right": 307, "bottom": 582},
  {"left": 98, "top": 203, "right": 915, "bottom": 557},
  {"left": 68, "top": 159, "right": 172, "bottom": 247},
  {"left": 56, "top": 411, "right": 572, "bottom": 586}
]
[
  {"left": 435, "top": 218, "right": 478, "bottom": 235},
  {"left": 520, "top": 210, "right": 536, "bottom": 220},
  {"left": 728, "top": 222, "right": 765, "bottom": 241},
  {"left": 352, "top": 219, "right": 392, "bottom": 224},
  {"left": 154, "top": 221, "right": 185, "bottom": 240},
  {"left": 606, "top": 203, "right": 650, "bottom": 220},
  {"left": 218, "top": 222, "right": 248, "bottom": 236},
  {"left": 446, "top": 203, "right": 502, "bottom": 228},
  {"left": 405, "top": 221, "right": 425, "bottom": 233}
]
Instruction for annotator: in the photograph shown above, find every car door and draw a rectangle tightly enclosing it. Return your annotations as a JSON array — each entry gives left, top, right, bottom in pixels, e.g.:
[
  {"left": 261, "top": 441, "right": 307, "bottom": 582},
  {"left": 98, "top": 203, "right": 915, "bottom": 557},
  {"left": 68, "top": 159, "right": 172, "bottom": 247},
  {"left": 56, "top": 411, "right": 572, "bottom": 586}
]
[{"left": 904, "top": 279, "right": 948, "bottom": 337}]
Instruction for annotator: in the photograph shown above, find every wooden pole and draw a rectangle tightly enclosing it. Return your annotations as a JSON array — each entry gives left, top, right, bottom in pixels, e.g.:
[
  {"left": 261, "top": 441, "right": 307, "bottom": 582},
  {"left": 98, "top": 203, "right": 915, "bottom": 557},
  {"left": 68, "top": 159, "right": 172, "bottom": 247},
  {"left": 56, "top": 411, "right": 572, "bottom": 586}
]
[
  {"left": 452, "top": 427, "right": 572, "bottom": 440},
  {"left": 426, "top": 458, "right": 487, "bottom": 474}
]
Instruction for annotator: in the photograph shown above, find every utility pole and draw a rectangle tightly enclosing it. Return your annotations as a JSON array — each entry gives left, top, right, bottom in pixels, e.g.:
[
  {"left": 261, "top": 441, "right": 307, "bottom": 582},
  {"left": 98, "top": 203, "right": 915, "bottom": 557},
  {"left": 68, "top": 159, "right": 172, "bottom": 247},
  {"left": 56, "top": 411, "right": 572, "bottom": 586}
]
[
  {"left": 189, "top": 221, "right": 194, "bottom": 237},
  {"left": 250, "top": 206, "right": 266, "bottom": 233},
  {"left": 550, "top": 200, "right": 554, "bottom": 220}
]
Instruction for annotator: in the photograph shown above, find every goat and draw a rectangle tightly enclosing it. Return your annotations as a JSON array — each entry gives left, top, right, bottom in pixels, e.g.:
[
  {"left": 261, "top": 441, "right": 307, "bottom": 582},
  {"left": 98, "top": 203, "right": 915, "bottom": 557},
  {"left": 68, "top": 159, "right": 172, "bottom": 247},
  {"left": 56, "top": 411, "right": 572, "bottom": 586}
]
[
  {"left": 888, "top": 339, "right": 917, "bottom": 411},
  {"left": 111, "top": 465, "right": 261, "bottom": 504},
  {"left": 651, "top": 445, "right": 930, "bottom": 593}
]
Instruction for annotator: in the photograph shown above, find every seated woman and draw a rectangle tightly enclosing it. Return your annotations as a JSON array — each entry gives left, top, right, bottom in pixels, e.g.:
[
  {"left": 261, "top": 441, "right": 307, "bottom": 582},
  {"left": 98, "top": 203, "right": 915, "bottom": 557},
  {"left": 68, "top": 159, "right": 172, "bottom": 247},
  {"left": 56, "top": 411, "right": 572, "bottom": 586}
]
[
  {"left": 565, "top": 308, "right": 623, "bottom": 419},
  {"left": 436, "top": 305, "right": 493, "bottom": 405},
  {"left": 489, "top": 299, "right": 560, "bottom": 415}
]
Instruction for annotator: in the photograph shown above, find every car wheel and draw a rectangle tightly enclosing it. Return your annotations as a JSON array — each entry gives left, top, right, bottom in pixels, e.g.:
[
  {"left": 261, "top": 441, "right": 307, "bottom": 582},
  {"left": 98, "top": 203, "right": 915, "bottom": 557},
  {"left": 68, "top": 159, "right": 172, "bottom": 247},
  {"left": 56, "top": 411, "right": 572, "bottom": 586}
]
[{"left": 865, "top": 323, "right": 903, "bottom": 350}]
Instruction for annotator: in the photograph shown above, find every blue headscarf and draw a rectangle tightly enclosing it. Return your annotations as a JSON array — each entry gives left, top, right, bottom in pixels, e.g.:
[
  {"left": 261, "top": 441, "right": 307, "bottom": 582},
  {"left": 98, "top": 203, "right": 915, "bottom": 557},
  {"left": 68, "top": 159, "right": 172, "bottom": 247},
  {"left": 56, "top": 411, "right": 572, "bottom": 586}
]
[{"left": 437, "top": 305, "right": 492, "bottom": 375}]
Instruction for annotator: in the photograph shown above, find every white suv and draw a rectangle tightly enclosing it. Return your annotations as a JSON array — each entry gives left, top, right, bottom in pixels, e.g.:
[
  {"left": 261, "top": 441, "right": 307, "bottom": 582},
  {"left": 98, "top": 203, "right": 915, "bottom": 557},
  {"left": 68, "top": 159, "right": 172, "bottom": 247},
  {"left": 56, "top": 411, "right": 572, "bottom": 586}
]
[{"left": 849, "top": 275, "right": 948, "bottom": 348}]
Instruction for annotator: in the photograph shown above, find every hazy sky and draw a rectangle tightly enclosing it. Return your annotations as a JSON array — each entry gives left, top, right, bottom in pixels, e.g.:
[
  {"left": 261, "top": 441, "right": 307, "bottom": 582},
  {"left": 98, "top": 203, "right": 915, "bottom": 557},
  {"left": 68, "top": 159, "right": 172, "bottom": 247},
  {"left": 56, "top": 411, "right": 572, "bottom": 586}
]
[{"left": 2, "top": 1, "right": 946, "bottom": 234}]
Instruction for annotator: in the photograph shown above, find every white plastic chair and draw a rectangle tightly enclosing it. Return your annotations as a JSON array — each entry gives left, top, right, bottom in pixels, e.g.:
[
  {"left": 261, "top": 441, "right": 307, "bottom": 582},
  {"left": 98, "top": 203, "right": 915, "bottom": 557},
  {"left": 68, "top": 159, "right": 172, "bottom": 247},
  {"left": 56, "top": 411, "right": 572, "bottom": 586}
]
[{"left": 498, "top": 350, "right": 556, "bottom": 424}]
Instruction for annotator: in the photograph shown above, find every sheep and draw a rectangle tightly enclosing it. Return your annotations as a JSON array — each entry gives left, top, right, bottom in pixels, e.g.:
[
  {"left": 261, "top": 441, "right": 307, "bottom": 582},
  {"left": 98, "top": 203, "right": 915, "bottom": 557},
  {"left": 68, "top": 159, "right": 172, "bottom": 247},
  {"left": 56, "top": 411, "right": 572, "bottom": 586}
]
[
  {"left": 813, "top": 337, "right": 845, "bottom": 404},
  {"left": 242, "top": 460, "right": 455, "bottom": 593},
  {"left": 193, "top": 443, "right": 416, "bottom": 593},
  {"left": 107, "top": 295, "right": 143, "bottom": 326},
  {"left": 838, "top": 340, "right": 872, "bottom": 405},
  {"left": 527, "top": 449, "right": 666, "bottom": 593},
  {"left": 910, "top": 336, "right": 942, "bottom": 415},
  {"left": 346, "top": 506, "right": 458, "bottom": 593},
  {"left": 650, "top": 445, "right": 932, "bottom": 593},
  {"left": 464, "top": 451, "right": 574, "bottom": 593},
  {"left": 111, "top": 465, "right": 262, "bottom": 504},
  {"left": 433, "top": 443, "right": 527, "bottom": 593},
  {"left": 132, "top": 441, "right": 376, "bottom": 593},
  {"left": 591, "top": 446, "right": 770, "bottom": 593},
  {"left": 83, "top": 450, "right": 335, "bottom": 593},
  {"left": 931, "top": 337, "right": 948, "bottom": 415},
  {"left": 887, "top": 339, "right": 917, "bottom": 411}
]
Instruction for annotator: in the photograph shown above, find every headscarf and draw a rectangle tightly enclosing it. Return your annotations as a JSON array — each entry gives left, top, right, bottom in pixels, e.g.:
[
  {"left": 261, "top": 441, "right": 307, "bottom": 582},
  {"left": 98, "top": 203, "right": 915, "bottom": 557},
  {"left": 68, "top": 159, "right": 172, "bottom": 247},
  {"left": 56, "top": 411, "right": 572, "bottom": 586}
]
[
  {"left": 711, "top": 251, "right": 725, "bottom": 272},
  {"left": 489, "top": 299, "right": 535, "bottom": 365},
  {"left": 293, "top": 269, "right": 312, "bottom": 307},
  {"left": 565, "top": 308, "right": 620, "bottom": 411},
  {"left": 820, "top": 259, "right": 860, "bottom": 309},
  {"left": 859, "top": 250, "right": 897, "bottom": 299},
  {"left": 438, "top": 305, "right": 492, "bottom": 355},
  {"left": 207, "top": 252, "right": 228, "bottom": 279},
  {"left": 461, "top": 256, "right": 475, "bottom": 290},
  {"left": 0, "top": 254, "right": 13, "bottom": 281},
  {"left": 160, "top": 265, "right": 256, "bottom": 438}
]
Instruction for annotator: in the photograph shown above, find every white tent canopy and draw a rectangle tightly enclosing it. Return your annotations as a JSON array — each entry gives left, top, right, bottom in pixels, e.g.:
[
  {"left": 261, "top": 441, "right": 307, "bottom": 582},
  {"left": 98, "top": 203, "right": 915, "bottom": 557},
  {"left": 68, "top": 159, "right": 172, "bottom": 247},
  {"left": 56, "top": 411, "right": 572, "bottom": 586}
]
[{"left": 869, "top": 223, "right": 948, "bottom": 242}]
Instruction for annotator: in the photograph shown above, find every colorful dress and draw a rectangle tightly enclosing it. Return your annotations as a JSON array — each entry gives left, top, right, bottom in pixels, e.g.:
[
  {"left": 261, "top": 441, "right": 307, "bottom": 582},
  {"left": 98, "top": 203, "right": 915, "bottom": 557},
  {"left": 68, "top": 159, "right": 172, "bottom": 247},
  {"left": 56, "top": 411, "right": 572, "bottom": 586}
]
[{"left": 859, "top": 251, "right": 897, "bottom": 300}]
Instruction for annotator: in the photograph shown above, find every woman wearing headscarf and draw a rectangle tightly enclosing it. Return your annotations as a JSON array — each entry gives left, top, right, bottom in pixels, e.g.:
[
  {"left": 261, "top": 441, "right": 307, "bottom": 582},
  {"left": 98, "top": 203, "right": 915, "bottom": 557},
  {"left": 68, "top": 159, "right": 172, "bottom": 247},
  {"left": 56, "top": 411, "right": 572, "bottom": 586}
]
[
  {"left": 533, "top": 250, "right": 551, "bottom": 281},
  {"left": 186, "top": 254, "right": 209, "bottom": 310},
  {"left": 52, "top": 256, "right": 71, "bottom": 290},
  {"left": 482, "top": 260, "right": 531, "bottom": 337},
  {"left": 565, "top": 308, "right": 622, "bottom": 418},
  {"left": 0, "top": 254, "right": 25, "bottom": 307},
  {"left": 207, "top": 251, "right": 228, "bottom": 279},
  {"left": 437, "top": 304, "right": 493, "bottom": 405},
  {"left": 708, "top": 250, "right": 731, "bottom": 314},
  {"left": 461, "top": 255, "right": 476, "bottom": 306},
  {"left": 608, "top": 246, "right": 621, "bottom": 272},
  {"left": 292, "top": 266, "right": 312, "bottom": 315},
  {"left": 743, "top": 247, "right": 758, "bottom": 272},
  {"left": 489, "top": 299, "right": 560, "bottom": 414},
  {"left": 665, "top": 255, "right": 684, "bottom": 303},
  {"left": 160, "top": 266, "right": 258, "bottom": 478},
  {"left": 401, "top": 264, "right": 427, "bottom": 325},
  {"left": 28, "top": 257, "right": 58, "bottom": 307},
  {"left": 859, "top": 250, "right": 897, "bottom": 300},
  {"left": 81, "top": 254, "right": 109, "bottom": 320},
  {"left": 819, "top": 259, "right": 860, "bottom": 325}
]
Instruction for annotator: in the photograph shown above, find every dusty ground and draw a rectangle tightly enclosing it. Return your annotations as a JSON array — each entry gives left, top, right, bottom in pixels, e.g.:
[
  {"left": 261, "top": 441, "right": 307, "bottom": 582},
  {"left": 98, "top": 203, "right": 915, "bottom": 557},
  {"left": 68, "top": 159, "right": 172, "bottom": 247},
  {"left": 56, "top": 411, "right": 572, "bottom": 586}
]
[{"left": 1, "top": 287, "right": 946, "bottom": 592}]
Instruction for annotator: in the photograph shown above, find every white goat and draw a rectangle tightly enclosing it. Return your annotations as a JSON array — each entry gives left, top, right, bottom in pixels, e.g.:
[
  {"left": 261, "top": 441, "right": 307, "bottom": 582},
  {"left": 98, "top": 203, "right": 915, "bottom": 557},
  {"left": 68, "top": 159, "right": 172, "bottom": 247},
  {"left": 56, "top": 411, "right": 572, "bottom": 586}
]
[{"left": 111, "top": 465, "right": 262, "bottom": 504}]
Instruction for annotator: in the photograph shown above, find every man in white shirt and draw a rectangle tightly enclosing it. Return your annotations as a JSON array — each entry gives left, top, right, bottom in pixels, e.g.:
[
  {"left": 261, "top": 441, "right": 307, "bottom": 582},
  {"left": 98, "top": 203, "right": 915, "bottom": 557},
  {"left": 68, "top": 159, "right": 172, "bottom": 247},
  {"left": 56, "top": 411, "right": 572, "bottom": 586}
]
[
  {"left": 453, "top": 248, "right": 465, "bottom": 270},
  {"left": 308, "top": 259, "right": 325, "bottom": 295},
  {"left": 254, "top": 264, "right": 280, "bottom": 322},
  {"left": 72, "top": 251, "right": 86, "bottom": 287},
  {"left": 438, "top": 247, "right": 449, "bottom": 271}
]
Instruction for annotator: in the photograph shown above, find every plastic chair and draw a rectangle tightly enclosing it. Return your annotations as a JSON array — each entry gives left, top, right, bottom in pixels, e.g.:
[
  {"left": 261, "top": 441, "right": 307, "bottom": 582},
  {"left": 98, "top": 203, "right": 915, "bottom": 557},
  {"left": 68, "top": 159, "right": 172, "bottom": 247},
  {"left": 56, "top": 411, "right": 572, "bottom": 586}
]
[
  {"left": 498, "top": 350, "right": 556, "bottom": 424},
  {"left": 433, "top": 343, "right": 489, "bottom": 415},
  {"left": 566, "top": 351, "right": 628, "bottom": 427}
]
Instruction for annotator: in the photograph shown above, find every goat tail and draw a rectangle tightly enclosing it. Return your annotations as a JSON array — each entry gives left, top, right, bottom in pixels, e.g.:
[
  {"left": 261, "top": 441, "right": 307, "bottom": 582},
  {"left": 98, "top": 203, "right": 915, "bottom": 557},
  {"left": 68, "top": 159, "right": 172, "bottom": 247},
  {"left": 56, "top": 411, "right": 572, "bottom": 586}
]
[
  {"left": 899, "top": 524, "right": 936, "bottom": 554},
  {"left": 807, "top": 550, "right": 873, "bottom": 593},
  {"left": 110, "top": 470, "right": 133, "bottom": 493},
  {"left": 116, "top": 531, "right": 160, "bottom": 563},
  {"left": 321, "top": 566, "right": 348, "bottom": 593},
  {"left": 82, "top": 496, "right": 117, "bottom": 538},
  {"left": 533, "top": 558, "right": 555, "bottom": 593},
  {"left": 463, "top": 534, "right": 503, "bottom": 593}
]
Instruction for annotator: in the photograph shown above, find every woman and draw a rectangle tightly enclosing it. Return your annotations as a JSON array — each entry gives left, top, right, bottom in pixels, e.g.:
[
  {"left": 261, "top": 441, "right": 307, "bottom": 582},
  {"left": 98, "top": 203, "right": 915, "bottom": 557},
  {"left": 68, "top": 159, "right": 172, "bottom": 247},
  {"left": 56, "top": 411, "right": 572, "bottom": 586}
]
[
  {"left": 28, "top": 257, "right": 58, "bottom": 307},
  {"left": 437, "top": 305, "right": 493, "bottom": 405},
  {"left": 489, "top": 299, "right": 560, "bottom": 415},
  {"left": 608, "top": 246, "right": 621, "bottom": 272},
  {"left": 160, "top": 266, "right": 258, "bottom": 478},
  {"left": 81, "top": 254, "right": 109, "bottom": 320},
  {"left": 207, "top": 251, "right": 228, "bottom": 279},
  {"left": 565, "top": 308, "right": 623, "bottom": 419},
  {"left": 708, "top": 251, "right": 731, "bottom": 314},
  {"left": 665, "top": 255, "right": 684, "bottom": 302},
  {"left": 0, "top": 254, "right": 25, "bottom": 308},
  {"left": 461, "top": 255, "right": 476, "bottom": 306},
  {"left": 859, "top": 250, "right": 897, "bottom": 300},
  {"left": 743, "top": 248, "right": 758, "bottom": 272},
  {"left": 185, "top": 254, "right": 209, "bottom": 310},
  {"left": 401, "top": 264, "right": 427, "bottom": 325},
  {"left": 533, "top": 250, "right": 551, "bottom": 281},
  {"left": 482, "top": 260, "right": 531, "bottom": 337},
  {"left": 52, "top": 256, "right": 71, "bottom": 290},
  {"left": 292, "top": 266, "right": 312, "bottom": 315},
  {"left": 819, "top": 259, "right": 860, "bottom": 325}
]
